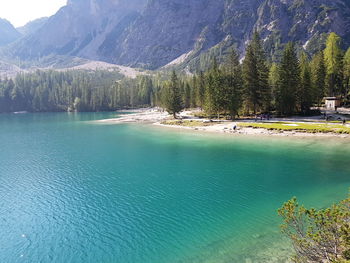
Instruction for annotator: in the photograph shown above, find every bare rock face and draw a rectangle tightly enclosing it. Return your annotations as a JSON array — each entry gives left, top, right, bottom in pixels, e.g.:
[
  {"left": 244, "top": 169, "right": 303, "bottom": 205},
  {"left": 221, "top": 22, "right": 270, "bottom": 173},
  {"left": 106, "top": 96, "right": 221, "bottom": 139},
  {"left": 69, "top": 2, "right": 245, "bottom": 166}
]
[
  {"left": 5, "top": 0, "right": 350, "bottom": 69},
  {"left": 9, "top": 0, "right": 147, "bottom": 60},
  {"left": 109, "top": 0, "right": 226, "bottom": 68},
  {"left": 256, "top": 0, "right": 350, "bottom": 58},
  {"left": 0, "top": 19, "right": 21, "bottom": 46},
  {"left": 16, "top": 18, "right": 49, "bottom": 36}
]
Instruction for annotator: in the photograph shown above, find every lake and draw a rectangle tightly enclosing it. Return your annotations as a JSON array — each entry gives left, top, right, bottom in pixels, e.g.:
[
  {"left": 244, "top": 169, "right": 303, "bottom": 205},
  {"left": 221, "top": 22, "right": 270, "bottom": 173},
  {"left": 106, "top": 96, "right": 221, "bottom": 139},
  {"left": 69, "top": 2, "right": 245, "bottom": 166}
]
[{"left": 0, "top": 112, "right": 349, "bottom": 263}]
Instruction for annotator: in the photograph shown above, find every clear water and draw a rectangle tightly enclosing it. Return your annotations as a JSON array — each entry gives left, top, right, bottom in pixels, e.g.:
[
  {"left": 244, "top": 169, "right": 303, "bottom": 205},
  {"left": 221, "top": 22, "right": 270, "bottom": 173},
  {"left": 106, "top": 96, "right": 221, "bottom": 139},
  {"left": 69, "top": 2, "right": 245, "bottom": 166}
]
[{"left": 0, "top": 112, "right": 349, "bottom": 263}]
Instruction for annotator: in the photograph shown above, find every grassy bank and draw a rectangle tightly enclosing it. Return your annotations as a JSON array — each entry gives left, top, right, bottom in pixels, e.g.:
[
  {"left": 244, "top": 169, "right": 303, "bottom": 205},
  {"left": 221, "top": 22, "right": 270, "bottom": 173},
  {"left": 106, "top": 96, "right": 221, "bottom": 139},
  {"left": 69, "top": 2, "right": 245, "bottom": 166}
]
[{"left": 238, "top": 122, "right": 350, "bottom": 134}]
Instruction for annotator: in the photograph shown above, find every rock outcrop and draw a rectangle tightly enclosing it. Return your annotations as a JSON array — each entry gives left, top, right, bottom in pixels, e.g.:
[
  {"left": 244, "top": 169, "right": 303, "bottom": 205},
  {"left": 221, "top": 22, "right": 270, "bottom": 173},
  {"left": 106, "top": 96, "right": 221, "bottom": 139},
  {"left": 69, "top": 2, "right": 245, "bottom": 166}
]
[{"left": 4, "top": 0, "right": 350, "bottom": 69}]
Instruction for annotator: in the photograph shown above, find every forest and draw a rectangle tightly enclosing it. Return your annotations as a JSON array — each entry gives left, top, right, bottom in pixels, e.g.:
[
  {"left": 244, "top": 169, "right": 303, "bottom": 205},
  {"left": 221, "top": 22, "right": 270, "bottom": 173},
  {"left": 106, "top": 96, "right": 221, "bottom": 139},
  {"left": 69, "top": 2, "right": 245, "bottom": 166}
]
[{"left": 0, "top": 32, "right": 349, "bottom": 117}]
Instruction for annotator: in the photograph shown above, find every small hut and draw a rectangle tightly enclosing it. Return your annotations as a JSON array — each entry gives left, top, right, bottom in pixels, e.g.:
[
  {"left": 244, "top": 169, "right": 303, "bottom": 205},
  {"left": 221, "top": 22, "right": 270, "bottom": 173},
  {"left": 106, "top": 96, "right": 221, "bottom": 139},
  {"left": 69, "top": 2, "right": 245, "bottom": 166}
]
[{"left": 324, "top": 97, "right": 342, "bottom": 111}]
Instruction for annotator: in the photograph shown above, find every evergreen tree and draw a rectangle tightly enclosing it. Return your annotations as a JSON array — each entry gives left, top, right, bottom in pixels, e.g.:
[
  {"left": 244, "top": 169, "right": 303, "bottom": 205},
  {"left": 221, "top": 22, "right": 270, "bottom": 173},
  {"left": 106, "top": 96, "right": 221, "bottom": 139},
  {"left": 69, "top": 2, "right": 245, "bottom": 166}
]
[
  {"left": 196, "top": 71, "right": 205, "bottom": 109},
  {"left": 268, "top": 63, "right": 279, "bottom": 109},
  {"left": 343, "top": 48, "right": 350, "bottom": 98},
  {"left": 204, "top": 58, "right": 225, "bottom": 118},
  {"left": 276, "top": 42, "right": 300, "bottom": 115},
  {"left": 252, "top": 32, "right": 270, "bottom": 112},
  {"left": 243, "top": 32, "right": 270, "bottom": 114},
  {"left": 298, "top": 52, "right": 312, "bottom": 114},
  {"left": 224, "top": 48, "right": 243, "bottom": 119},
  {"left": 163, "top": 71, "right": 184, "bottom": 118},
  {"left": 310, "top": 51, "right": 326, "bottom": 106},
  {"left": 183, "top": 82, "right": 191, "bottom": 108},
  {"left": 243, "top": 43, "right": 259, "bottom": 114},
  {"left": 190, "top": 75, "right": 197, "bottom": 108},
  {"left": 324, "top": 32, "right": 344, "bottom": 96}
]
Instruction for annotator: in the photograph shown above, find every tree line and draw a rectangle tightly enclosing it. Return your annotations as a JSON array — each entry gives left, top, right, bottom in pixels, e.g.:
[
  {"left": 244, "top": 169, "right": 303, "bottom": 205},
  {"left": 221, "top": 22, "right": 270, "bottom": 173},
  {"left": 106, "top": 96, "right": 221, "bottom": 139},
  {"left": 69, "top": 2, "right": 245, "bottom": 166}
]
[
  {"left": 0, "top": 32, "right": 349, "bottom": 116},
  {"left": 0, "top": 70, "right": 156, "bottom": 113},
  {"left": 160, "top": 32, "right": 350, "bottom": 118}
]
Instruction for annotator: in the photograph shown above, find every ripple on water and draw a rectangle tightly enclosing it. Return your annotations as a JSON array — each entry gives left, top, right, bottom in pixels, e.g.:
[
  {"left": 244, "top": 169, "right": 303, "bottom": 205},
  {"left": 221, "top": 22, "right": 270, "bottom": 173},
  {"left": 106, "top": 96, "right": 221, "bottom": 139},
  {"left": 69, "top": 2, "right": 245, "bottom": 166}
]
[{"left": 0, "top": 113, "right": 349, "bottom": 263}]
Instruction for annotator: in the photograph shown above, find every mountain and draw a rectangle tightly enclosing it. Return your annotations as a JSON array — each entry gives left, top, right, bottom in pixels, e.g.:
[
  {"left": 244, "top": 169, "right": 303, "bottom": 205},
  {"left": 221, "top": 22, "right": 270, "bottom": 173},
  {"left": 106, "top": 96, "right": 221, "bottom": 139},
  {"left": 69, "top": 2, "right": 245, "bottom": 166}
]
[
  {"left": 16, "top": 17, "right": 49, "bottom": 36},
  {"left": 0, "top": 19, "right": 21, "bottom": 46},
  {"left": 5, "top": 0, "right": 350, "bottom": 70},
  {"left": 8, "top": 0, "right": 147, "bottom": 61}
]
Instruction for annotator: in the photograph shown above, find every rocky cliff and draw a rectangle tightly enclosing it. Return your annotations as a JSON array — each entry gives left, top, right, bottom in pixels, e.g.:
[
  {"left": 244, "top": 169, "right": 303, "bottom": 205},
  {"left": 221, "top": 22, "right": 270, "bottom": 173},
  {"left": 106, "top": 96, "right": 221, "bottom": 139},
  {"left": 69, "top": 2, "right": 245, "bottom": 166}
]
[
  {"left": 4, "top": 0, "right": 350, "bottom": 69},
  {"left": 16, "top": 17, "right": 49, "bottom": 36},
  {"left": 0, "top": 19, "right": 21, "bottom": 46}
]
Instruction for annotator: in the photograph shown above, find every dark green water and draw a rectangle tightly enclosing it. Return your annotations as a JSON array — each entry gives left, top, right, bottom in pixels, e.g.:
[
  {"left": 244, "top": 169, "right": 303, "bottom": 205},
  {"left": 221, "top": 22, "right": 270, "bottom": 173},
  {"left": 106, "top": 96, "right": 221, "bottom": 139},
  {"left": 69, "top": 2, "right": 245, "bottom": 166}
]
[{"left": 0, "top": 112, "right": 349, "bottom": 263}]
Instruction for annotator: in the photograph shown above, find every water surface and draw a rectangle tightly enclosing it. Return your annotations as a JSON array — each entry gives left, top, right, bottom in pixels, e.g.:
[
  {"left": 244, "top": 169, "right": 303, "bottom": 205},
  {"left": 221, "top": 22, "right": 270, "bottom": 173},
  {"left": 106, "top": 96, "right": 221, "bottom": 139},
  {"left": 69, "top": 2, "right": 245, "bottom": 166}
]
[{"left": 0, "top": 112, "right": 349, "bottom": 263}]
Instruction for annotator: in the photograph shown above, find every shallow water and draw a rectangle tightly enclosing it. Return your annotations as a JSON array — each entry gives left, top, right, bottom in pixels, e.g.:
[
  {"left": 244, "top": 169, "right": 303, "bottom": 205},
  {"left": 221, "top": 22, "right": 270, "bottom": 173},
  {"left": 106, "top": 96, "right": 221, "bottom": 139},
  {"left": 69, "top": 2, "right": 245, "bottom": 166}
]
[{"left": 0, "top": 112, "right": 349, "bottom": 263}]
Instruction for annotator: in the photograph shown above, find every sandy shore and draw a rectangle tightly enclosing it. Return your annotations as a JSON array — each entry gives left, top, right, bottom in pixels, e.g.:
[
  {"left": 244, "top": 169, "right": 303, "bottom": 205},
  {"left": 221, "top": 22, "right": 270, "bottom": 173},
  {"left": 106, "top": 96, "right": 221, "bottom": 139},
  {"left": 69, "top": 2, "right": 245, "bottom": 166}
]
[{"left": 96, "top": 108, "right": 350, "bottom": 139}]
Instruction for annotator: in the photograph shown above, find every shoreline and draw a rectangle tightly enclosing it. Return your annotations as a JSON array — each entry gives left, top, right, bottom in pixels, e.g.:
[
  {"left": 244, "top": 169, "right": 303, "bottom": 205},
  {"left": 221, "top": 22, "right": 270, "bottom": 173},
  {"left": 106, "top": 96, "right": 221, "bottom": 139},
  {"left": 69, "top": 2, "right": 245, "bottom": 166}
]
[{"left": 96, "top": 108, "right": 350, "bottom": 139}]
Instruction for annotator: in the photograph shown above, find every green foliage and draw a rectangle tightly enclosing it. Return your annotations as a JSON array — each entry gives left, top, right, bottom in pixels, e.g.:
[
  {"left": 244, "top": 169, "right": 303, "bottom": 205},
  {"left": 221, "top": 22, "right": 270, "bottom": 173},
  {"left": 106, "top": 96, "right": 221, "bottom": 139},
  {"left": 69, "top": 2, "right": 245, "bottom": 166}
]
[
  {"left": 223, "top": 48, "right": 243, "bottom": 119},
  {"left": 0, "top": 70, "right": 155, "bottom": 113},
  {"left": 298, "top": 52, "right": 312, "bottom": 114},
  {"left": 268, "top": 63, "right": 279, "bottom": 108},
  {"left": 278, "top": 195, "right": 350, "bottom": 262},
  {"left": 276, "top": 42, "right": 300, "bottom": 115},
  {"left": 203, "top": 58, "right": 226, "bottom": 118},
  {"left": 310, "top": 51, "right": 326, "bottom": 105},
  {"left": 324, "top": 32, "right": 344, "bottom": 96},
  {"left": 163, "top": 71, "right": 184, "bottom": 118},
  {"left": 1, "top": 32, "right": 349, "bottom": 118},
  {"left": 239, "top": 122, "right": 350, "bottom": 134},
  {"left": 196, "top": 71, "right": 206, "bottom": 109},
  {"left": 242, "top": 32, "right": 270, "bottom": 114},
  {"left": 344, "top": 48, "right": 350, "bottom": 98}
]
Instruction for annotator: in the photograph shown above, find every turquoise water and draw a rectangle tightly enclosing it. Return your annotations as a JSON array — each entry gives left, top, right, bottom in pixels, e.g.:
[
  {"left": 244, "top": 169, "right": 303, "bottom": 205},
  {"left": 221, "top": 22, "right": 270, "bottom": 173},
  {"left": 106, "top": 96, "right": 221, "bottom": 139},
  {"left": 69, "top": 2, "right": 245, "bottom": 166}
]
[{"left": 0, "top": 112, "right": 350, "bottom": 263}]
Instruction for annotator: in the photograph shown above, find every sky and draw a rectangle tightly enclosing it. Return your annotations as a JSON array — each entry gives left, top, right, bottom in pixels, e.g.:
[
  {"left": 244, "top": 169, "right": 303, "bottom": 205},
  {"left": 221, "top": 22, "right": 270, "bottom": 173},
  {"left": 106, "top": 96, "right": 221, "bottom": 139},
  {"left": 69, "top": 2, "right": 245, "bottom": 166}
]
[{"left": 0, "top": 0, "right": 67, "bottom": 27}]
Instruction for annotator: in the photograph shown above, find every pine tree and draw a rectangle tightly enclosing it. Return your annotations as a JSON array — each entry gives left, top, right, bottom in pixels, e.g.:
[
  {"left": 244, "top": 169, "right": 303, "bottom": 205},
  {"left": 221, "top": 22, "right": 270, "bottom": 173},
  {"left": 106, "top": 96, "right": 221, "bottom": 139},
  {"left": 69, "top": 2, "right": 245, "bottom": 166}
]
[
  {"left": 324, "top": 32, "right": 344, "bottom": 96},
  {"left": 343, "top": 48, "right": 350, "bottom": 98},
  {"left": 204, "top": 58, "right": 225, "bottom": 118},
  {"left": 163, "top": 71, "right": 184, "bottom": 118},
  {"left": 190, "top": 75, "right": 197, "bottom": 108},
  {"left": 299, "top": 52, "right": 312, "bottom": 114},
  {"left": 243, "top": 32, "right": 270, "bottom": 114},
  {"left": 276, "top": 42, "right": 300, "bottom": 116},
  {"left": 268, "top": 63, "right": 279, "bottom": 109},
  {"left": 183, "top": 82, "right": 191, "bottom": 108},
  {"left": 224, "top": 48, "right": 243, "bottom": 119},
  {"left": 252, "top": 32, "right": 270, "bottom": 112},
  {"left": 243, "top": 44, "right": 259, "bottom": 114},
  {"left": 196, "top": 71, "right": 205, "bottom": 109},
  {"left": 310, "top": 51, "right": 326, "bottom": 106}
]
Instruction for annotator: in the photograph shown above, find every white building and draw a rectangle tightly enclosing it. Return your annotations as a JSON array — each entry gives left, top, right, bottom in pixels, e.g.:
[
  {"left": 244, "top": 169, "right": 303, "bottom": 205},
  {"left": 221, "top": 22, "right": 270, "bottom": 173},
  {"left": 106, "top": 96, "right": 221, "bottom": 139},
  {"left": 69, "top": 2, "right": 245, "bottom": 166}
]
[{"left": 324, "top": 97, "right": 342, "bottom": 111}]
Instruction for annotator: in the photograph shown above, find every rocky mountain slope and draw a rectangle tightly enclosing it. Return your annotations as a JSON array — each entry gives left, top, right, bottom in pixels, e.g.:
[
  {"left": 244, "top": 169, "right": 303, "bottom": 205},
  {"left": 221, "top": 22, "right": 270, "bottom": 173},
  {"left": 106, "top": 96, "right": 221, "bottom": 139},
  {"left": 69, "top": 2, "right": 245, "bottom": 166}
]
[
  {"left": 4, "top": 0, "right": 350, "bottom": 70},
  {"left": 0, "top": 19, "right": 21, "bottom": 46},
  {"left": 16, "top": 17, "right": 49, "bottom": 36}
]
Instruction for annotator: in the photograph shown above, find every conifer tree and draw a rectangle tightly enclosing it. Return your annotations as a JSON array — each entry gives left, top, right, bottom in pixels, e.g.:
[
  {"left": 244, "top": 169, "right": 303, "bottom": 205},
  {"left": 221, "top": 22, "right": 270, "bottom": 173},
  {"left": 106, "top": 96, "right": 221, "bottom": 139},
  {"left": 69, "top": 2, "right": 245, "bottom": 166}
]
[
  {"left": 243, "top": 43, "right": 259, "bottom": 114},
  {"left": 298, "top": 52, "right": 312, "bottom": 114},
  {"left": 163, "top": 71, "right": 184, "bottom": 118},
  {"left": 190, "top": 75, "right": 197, "bottom": 108},
  {"left": 268, "top": 63, "right": 279, "bottom": 109},
  {"left": 183, "top": 82, "right": 191, "bottom": 108},
  {"left": 197, "top": 71, "right": 206, "bottom": 109},
  {"left": 224, "top": 48, "right": 243, "bottom": 119},
  {"left": 276, "top": 42, "right": 300, "bottom": 115},
  {"left": 310, "top": 51, "right": 326, "bottom": 106},
  {"left": 324, "top": 32, "right": 343, "bottom": 96},
  {"left": 252, "top": 32, "right": 270, "bottom": 112},
  {"left": 243, "top": 32, "right": 270, "bottom": 114},
  {"left": 343, "top": 48, "right": 350, "bottom": 97},
  {"left": 204, "top": 58, "right": 225, "bottom": 118}
]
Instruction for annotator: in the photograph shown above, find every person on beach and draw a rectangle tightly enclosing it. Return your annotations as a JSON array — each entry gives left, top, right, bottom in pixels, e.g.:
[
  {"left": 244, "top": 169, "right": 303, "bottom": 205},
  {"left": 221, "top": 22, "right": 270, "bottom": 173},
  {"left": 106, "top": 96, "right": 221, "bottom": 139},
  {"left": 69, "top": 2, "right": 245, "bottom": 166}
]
[{"left": 233, "top": 123, "right": 237, "bottom": 131}]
